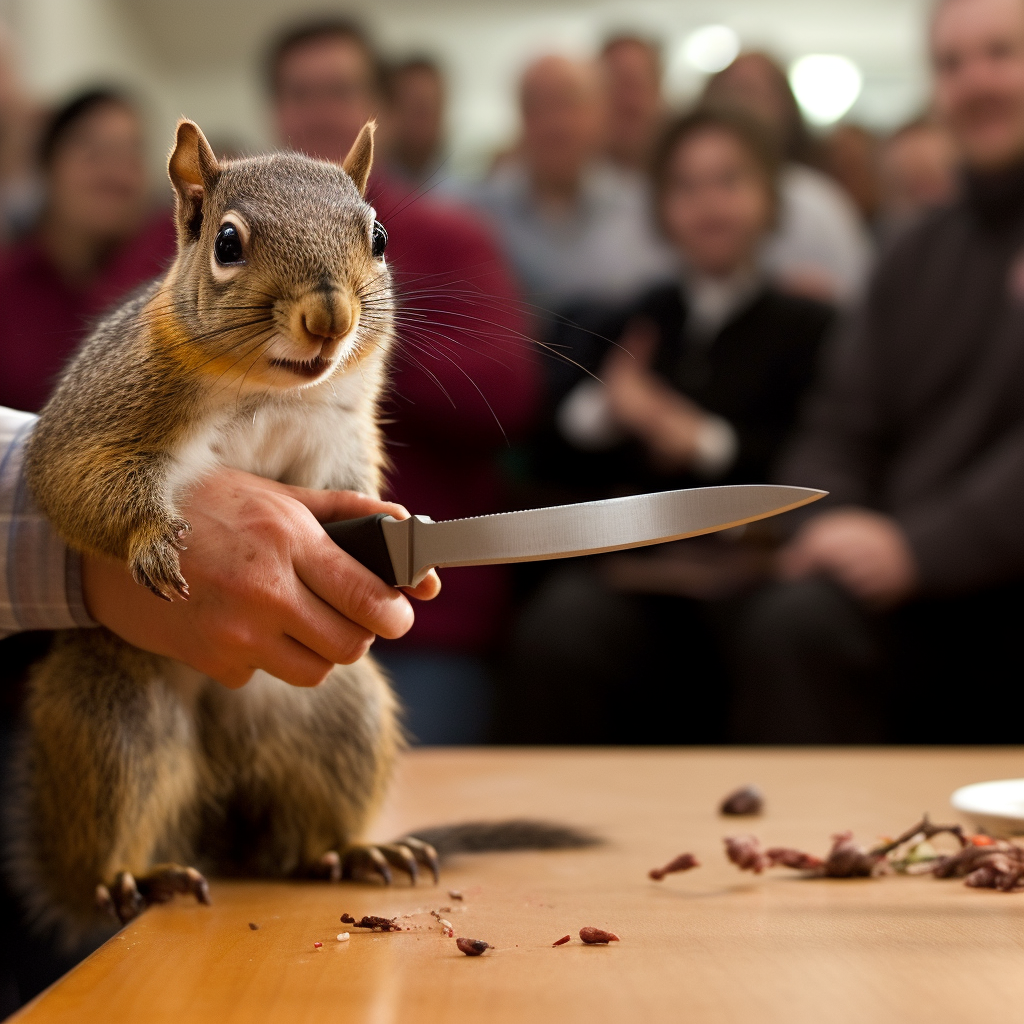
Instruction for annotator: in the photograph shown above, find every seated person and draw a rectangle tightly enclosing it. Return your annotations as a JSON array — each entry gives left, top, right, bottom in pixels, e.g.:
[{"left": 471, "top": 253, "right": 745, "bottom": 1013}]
[
  {"left": 381, "top": 56, "right": 447, "bottom": 188},
  {"left": 0, "top": 89, "right": 176, "bottom": 413},
  {"left": 703, "top": 53, "right": 874, "bottom": 305},
  {"left": 471, "top": 54, "right": 676, "bottom": 318},
  {"left": 725, "top": 0, "right": 1024, "bottom": 746},
  {"left": 497, "top": 108, "right": 836, "bottom": 744}
]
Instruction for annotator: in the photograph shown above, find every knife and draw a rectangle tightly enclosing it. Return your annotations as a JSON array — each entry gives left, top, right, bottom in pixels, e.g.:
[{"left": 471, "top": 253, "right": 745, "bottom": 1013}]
[{"left": 323, "top": 483, "right": 824, "bottom": 588}]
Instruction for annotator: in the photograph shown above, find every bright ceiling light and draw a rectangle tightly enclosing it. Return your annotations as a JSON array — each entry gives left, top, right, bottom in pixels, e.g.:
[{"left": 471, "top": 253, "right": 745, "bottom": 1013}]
[
  {"left": 789, "top": 54, "right": 863, "bottom": 125},
  {"left": 683, "top": 25, "right": 740, "bottom": 74}
]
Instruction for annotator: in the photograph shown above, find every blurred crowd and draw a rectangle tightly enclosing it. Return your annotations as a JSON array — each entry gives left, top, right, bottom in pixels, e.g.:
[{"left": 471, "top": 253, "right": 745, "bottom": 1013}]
[{"left": 2, "top": 0, "right": 1022, "bottom": 748}]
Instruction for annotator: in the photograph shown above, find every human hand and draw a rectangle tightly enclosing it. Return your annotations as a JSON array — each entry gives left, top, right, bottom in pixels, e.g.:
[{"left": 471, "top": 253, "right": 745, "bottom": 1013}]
[
  {"left": 81, "top": 468, "right": 441, "bottom": 689},
  {"left": 777, "top": 508, "right": 918, "bottom": 607},
  {"left": 603, "top": 319, "right": 711, "bottom": 470}
]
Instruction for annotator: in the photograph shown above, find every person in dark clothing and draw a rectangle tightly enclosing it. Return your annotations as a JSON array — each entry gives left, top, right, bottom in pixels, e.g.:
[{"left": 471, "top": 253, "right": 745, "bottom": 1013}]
[
  {"left": 726, "top": 0, "right": 1024, "bottom": 744},
  {"left": 497, "top": 109, "right": 835, "bottom": 744},
  {"left": 268, "top": 18, "right": 538, "bottom": 743}
]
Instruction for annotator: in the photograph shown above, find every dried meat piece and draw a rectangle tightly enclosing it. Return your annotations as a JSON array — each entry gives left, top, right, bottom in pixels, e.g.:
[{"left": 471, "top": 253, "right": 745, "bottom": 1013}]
[
  {"left": 766, "top": 847, "right": 825, "bottom": 871},
  {"left": 720, "top": 786, "right": 764, "bottom": 816},
  {"left": 341, "top": 913, "right": 400, "bottom": 931},
  {"left": 724, "top": 834, "right": 771, "bottom": 874},
  {"left": 931, "top": 842, "right": 1014, "bottom": 879},
  {"left": 963, "top": 852, "right": 1024, "bottom": 891},
  {"left": 822, "top": 831, "right": 878, "bottom": 878},
  {"left": 579, "top": 927, "right": 619, "bottom": 944},
  {"left": 456, "top": 937, "right": 490, "bottom": 956},
  {"left": 649, "top": 852, "right": 700, "bottom": 880}
]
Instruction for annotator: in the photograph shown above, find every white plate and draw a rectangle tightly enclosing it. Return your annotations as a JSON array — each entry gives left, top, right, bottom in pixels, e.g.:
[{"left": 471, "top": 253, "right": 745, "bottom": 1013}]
[{"left": 951, "top": 778, "right": 1024, "bottom": 837}]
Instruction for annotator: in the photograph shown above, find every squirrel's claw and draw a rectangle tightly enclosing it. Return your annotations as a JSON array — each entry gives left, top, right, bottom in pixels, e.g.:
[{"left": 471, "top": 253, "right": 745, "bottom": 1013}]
[
  {"left": 308, "top": 844, "right": 423, "bottom": 886},
  {"left": 130, "top": 524, "right": 192, "bottom": 601},
  {"left": 101, "top": 871, "right": 145, "bottom": 923},
  {"left": 396, "top": 836, "right": 440, "bottom": 884},
  {"left": 338, "top": 843, "right": 395, "bottom": 885},
  {"left": 99, "top": 864, "right": 210, "bottom": 924},
  {"left": 377, "top": 843, "right": 419, "bottom": 885}
]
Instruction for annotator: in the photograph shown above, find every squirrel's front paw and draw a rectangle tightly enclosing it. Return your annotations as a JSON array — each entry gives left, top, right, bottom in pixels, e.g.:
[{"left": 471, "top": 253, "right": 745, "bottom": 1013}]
[{"left": 129, "top": 518, "right": 192, "bottom": 601}]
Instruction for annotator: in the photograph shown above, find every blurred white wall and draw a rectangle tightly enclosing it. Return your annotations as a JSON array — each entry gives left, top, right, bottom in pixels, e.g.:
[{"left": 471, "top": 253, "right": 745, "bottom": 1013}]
[{"left": 0, "top": 0, "right": 934, "bottom": 177}]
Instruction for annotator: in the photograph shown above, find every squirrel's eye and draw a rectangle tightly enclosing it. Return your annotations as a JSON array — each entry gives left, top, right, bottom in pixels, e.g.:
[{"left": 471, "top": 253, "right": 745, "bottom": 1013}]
[
  {"left": 371, "top": 220, "right": 387, "bottom": 260},
  {"left": 214, "top": 223, "right": 244, "bottom": 266}
]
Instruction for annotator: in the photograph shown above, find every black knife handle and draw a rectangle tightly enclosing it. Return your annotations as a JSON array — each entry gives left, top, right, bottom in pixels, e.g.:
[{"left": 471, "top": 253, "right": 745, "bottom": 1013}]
[{"left": 323, "top": 514, "right": 397, "bottom": 586}]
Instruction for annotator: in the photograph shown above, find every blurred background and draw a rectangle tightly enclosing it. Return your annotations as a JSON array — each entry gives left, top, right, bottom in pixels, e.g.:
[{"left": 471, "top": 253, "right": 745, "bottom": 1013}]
[
  {"left": 0, "top": 0, "right": 930, "bottom": 177},
  {"left": 1, "top": 0, "right": 1018, "bottom": 754}
]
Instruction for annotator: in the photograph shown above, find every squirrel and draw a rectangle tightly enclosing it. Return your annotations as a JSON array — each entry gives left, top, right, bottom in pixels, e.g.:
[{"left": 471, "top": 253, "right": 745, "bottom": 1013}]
[
  {"left": 8, "top": 118, "right": 594, "bottom": 950},
  {"left": 3, "top": 118, "right": 416, "bottom": 948}
]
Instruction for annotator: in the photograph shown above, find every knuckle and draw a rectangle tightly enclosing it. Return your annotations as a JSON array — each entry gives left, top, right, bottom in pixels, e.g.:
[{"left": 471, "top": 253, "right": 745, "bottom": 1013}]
[
  {"left": 333, "top": 629, "right": 374, "bottom": 665},
  {"left": 215, "top": 618, "right": 257, "bottom": 655},
  {"left": 342, "top": 570, "right": 390, "bottom": 626}
]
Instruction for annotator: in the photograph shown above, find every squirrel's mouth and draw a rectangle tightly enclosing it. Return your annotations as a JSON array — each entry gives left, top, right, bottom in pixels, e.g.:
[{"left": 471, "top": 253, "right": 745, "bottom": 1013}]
[{"left": 269, "top": 355, "right": 332, "bottom": 380}]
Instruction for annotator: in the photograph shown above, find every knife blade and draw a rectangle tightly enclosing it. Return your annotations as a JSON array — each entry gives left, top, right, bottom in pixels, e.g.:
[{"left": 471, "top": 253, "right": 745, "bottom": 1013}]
[{"left": 324, "top": 483, "right": 825, "bottom": 588}]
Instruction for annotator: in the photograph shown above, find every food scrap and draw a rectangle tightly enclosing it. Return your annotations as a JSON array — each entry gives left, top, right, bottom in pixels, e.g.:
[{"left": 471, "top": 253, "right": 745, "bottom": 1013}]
[
  {"left": 649, "top": 852, "right": 700, "bottom": 881},
  {"left": 248, "top": 922, "right": 259, "bottom": 931},
  {"left": 720, "top": 785, "right": 764, "bottom": 816},
  {"left": 932, "top": 840, "right": 1024, "bottom": 890},
  {"left": 579, "top": 927, "right": 620, "bottom": 944},
  {"left": 720, "top": 815, "right": 1024, "bottom": 891},
  {"left": 448, "top": 890, "right": 464, "bottom": 901},
  {"left": 552, "top": 934, "right": 571, "bottom": 946},
  {"left": 431, "top": 910, "right": 455, "bottom": 937},
  {"left": 340, "top": 913, "right": 401, "bottom": 931},
  {"left": 724, "top": 834, "right": 771, "bottom": 874},
  {"left": 313, "top": 941, "right": 322, "bottom": 949},
  {"left": 336, "top": 932, "right": 350, "bottom": 942},
  {"left": 456, "top": 937, "right": 490, "bottom": 956}
]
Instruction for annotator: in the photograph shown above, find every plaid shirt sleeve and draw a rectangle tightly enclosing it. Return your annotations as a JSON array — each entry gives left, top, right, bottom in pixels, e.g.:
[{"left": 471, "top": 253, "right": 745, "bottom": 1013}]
[{"left": 0, "top": 407, "right": 96, "bottom": 637}]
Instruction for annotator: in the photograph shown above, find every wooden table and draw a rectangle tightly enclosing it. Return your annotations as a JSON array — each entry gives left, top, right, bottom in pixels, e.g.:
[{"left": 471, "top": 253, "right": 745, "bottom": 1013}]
[{"left": 13, "top": 748, "right": 1024, "bottom": 1023}]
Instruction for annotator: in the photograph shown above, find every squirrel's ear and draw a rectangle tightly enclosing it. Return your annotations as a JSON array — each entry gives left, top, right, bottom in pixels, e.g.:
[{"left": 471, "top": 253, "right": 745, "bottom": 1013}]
[
  {"left": 168, "top": 119, "right": 220, "bottom": 242},
  {"left": 342, "top": 121, "right": 375, "bottom": 197}
]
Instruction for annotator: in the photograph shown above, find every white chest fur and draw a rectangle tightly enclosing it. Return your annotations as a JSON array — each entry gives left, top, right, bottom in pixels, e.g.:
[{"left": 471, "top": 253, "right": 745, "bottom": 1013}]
[{"left": 162, "top": 362, "right": 383, "bottom": 504}]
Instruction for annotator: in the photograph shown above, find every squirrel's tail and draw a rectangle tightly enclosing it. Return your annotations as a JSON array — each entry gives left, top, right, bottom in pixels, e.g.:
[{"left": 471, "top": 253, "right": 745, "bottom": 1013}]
[{"left": 401, "top": 819, "right": 600, "bottom": 859}]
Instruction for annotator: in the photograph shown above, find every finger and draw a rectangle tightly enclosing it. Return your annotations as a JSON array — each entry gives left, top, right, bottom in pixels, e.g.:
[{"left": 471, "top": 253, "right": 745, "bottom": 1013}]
[
  {"left": 402, "top": 569, "right": 441, "bottom": 601},
  {"left": 251, "top": 634, "right": 335, "bottom": 688},
  {"left": 278, "top": 584, "right": 378, "bottom": 666},
  {"left": 294, "top": 533, "right": 415, "bottom": 639},
  {"left": 282, "top": 485, "right": 411, "bottom": 526},
  {"left": 202, "top": 664, "right": 255, "bottom": 690}
]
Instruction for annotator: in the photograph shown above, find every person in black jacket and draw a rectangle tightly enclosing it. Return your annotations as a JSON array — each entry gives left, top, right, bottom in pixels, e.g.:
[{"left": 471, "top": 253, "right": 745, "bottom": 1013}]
[{"left": 497, "top": 108, "right": 837, "bottom": 744}]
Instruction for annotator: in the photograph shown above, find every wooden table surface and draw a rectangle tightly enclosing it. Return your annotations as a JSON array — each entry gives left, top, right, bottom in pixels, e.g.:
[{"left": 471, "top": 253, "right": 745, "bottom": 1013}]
[{"left": 13, "top": 747, "right": 1024, "bottom": 1023}]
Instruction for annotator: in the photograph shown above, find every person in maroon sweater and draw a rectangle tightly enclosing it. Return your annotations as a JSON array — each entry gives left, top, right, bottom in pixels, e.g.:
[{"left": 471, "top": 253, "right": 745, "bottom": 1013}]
[
  {"left": 268, "top": 19, "right": 539, "bottom": 742},
  {"left": 0, "top": 89, "right": 176, "bottom": 413}
]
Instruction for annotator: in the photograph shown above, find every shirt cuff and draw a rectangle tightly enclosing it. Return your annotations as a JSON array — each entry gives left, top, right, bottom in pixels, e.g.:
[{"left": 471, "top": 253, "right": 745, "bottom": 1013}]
[
  {"left": 556, "top": 379, "right": 625, "bottom": 450},
  {"left": 0, "top": 412, "right": 98, "bottom": 636},
  {"left": 691, "top": 414, "right": 739, "bottom": 478}
]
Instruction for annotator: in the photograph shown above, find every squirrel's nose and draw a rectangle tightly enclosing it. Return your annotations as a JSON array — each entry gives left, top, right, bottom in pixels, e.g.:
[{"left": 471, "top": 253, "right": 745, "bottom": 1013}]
[{"left": 293, "top": 293, "right": 354, "bottom": 346}]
